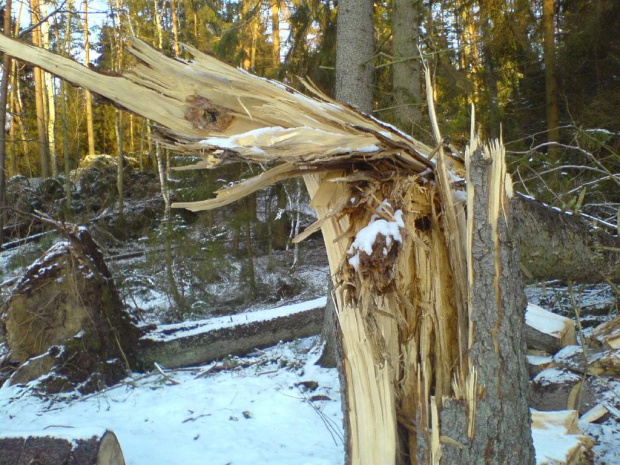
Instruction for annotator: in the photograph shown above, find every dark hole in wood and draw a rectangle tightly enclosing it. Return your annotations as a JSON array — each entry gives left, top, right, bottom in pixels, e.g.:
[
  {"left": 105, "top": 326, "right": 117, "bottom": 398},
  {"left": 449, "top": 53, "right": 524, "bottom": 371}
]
[{"left": 415, "top": 216, "right": 432, "bottom": 231}]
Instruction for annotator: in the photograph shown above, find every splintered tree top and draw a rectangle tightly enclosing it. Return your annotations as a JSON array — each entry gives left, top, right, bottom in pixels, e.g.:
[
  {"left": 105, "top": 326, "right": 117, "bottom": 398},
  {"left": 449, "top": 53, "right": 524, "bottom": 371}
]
[{"left": 0, "top": 34, "right": 454, "bottom": 211}]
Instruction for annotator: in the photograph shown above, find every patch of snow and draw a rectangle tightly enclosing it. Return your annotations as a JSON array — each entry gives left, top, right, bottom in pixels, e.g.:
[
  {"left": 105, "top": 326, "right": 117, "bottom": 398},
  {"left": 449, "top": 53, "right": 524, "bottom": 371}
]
[
  {"left": 0, "top": 425, "right": 108, "bottom": 442},
  {"left": 553, "top": 345, "right": 582, "bottom": 362},
  {"left": 347, "top": 207, "right": 404, "bottom": 271},
  {"left": 526, "top": 303, "right": 569, "bottom": 337},
  {"left": 581, "top": 421, "right": 620, "bottom": 465},
  {"left": 144, "top": 297, "right": 327, "bottom": 342},
  {"left": 533, "top": 368, "right": 581, "bottom": 387},
  {"left": 527, "top": 354, "right": 553, "bottom": 366},
  {"left": 0, "top": 338, "right": 343, "bottom": 465}
]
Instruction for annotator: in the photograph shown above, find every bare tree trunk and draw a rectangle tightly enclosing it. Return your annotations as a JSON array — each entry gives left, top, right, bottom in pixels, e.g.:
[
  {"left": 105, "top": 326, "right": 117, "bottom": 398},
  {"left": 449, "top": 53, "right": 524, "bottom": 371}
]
[
  {"left": 61, "top": 80, "right": 71, "bottom": 211},
  {"left": 40, "top": 2, "right": 57, "bottom": 176},
  {"left": 10, "top": 61, "right": 29, "bottom": 164},
  {"left": 152, "top": 0, "right": 164, "bottom": 50},
  {"left": 438, "top": 145, "right": 535, "bottom": 465},
  {"left": 543, "top": 0, "right": 560, "bottom": 158},
  {"left": 392, "top": 0, "right": 422, "bottom": 132},
  {"left": 270, "top": 0, "right": 280, "bottom": 72},
  {"left": 115, "top": 109, "right": 124, "bottom": 218},
  {"left": 170, "top": 0, "right": 180, "bottom": 57},
  {"left": 83, "top": 0, "right": 95, "bottom": 157},
  {"left": 335, "top": 0, "right": 373, "bottom": 113},
  {"left": 30, "top": 0, "right": 50, "bottom": 177},
  {"left": 0, "top": 0, "right": 12, "bottom": 246}
]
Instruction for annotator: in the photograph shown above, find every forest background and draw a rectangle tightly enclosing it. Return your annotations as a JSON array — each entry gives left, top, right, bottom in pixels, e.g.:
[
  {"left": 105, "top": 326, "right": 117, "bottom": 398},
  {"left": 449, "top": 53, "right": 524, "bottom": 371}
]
[{"left": 0, "top": 0, "right": 618, "bottom": 321}]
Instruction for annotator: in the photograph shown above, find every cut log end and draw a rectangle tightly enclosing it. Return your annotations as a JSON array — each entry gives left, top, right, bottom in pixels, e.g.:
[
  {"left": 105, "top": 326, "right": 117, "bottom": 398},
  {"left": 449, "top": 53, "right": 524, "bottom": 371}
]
[{"left": 0, "top": 430, "right": 125, "bottom": 465}]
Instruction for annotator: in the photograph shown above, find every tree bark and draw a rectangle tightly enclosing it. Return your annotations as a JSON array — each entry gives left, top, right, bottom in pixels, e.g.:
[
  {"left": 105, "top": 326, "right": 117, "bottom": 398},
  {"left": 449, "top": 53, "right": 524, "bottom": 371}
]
[
  {"left": 392, "top": 0, "right": 422, "bottom": 132},
  {"left": 543, "top": 0, "right": 560, "bottom": 157},
  {"left": 83, "top": 0, "right": 95, "bottom": 157},
  {"left": 439, "top": 148, "right": 535, "bottom": 465},
  {"left": 335, "top": 0, "right": 373, "bottom": 113},
  {"left": 512, "top": 195, "right": 620, "bottom": 282},
  {"left": 0, "top": 0, "right": 11, "bottom": 246}
]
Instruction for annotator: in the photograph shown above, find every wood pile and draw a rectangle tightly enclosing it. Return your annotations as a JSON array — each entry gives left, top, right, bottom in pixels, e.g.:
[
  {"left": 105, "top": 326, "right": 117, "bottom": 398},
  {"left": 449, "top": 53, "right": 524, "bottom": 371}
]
[{"left": 524, "top": 304, "right": 620, "bottom": 464}]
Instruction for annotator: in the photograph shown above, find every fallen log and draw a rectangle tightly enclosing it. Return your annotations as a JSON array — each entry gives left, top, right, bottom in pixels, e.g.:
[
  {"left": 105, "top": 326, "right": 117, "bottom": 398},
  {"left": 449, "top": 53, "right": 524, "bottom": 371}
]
[
  {"left": 0, "top": 231, "right": 55, "bottom": 251},
  {"left": 0, "top": 429, "right": 125, "bottom": 465},
  {"left": 512, "top": 195, "right": 620, "bottom": 282},
  {"left": 525, "top": 303, "right": 576, "bottom": 354},
  {"left": 588, "top": 316, "right": 620, "bottom": 349},
  {"left": 138, "top": 298, "right": 325, "bottom": 369},
  {"left": 529, "top": 367, "right": 597, "bottom": 414},
  {"left": 554, "top": 345, "right": 620, "bottom": 377}
]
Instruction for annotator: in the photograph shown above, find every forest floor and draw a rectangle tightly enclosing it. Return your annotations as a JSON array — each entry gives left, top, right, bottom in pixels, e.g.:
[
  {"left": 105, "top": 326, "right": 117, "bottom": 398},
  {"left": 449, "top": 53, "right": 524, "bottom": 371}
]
[{"left": 0, "top": 171, "right": 618, "bottom": 463}]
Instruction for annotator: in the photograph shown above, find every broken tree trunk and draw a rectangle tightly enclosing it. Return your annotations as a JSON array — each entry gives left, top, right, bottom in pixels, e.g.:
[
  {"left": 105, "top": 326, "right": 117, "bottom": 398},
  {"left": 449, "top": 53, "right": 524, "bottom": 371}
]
[
  {"left": 437, "top": 140, "right": 534, "bottom": 464},
  {"left": 0, "top": 34, "right": 615, "bottom": 464}
]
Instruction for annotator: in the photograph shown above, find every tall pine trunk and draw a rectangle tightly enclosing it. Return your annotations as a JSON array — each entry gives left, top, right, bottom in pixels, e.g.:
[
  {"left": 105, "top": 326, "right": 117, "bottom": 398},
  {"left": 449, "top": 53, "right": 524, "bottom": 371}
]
[
  {"left": 335, "top": 0, "right": 373, "bottom": 113},
  {"left": 543, "top": 0, "right": 560, "bottom": 158},
  {"left": 30, "top": 0, "right": 50, "bottom": 177},
  {"left": 392, "top": 0, "right": 422, "bottom": 132},
  {"left": 83, "top": 0, "right": 95, "bottom": 157},
  {"left": 0, "top": 0, "right": 11, "bottom": 245}
]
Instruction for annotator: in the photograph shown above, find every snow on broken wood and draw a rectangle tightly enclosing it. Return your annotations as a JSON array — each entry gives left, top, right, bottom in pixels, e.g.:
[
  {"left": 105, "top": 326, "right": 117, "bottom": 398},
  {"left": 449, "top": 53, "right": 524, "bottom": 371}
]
[{"left": 0, "top": 33, "right": 541, "bottom": 465}]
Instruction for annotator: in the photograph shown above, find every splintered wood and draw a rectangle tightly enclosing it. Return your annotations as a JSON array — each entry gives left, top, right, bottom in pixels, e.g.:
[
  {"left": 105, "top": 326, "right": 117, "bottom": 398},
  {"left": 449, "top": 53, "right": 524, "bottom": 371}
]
[{"left": 0, "top": 34, "right": 543, "bottom": 465}]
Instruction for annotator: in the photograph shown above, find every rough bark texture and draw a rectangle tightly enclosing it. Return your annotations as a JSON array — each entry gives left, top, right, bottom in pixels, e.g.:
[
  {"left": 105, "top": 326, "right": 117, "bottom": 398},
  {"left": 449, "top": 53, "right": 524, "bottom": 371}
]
[
  {"left": 316, "top": 283, "right": 339, "bottom": 368},
  {"left": 512, "top": 195, "right": 620, "bottom": 282},
  {"left": 335, "top": 0, "right": 373, "bottom": 113},
  {"left": 392, "top": 0, "right": 422, "bottom": 131},
  {"left": 543, "top": 0, "right": 560, "bottom": 155},
  {"left": 440, "top": 150, "right": 535, "bottom": 464},
  {"left": 0, "top": 430, "right": 125, "bottom": 465}
]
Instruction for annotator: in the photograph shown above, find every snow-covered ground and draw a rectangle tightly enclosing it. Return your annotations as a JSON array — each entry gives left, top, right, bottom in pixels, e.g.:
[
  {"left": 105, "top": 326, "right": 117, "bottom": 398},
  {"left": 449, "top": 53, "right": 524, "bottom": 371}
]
[
  {"left": 0, "top": 337, "right": 344, "bottom": 465},
  {"left": 2, "top": 319, "right": 619, "bottom": 464}
]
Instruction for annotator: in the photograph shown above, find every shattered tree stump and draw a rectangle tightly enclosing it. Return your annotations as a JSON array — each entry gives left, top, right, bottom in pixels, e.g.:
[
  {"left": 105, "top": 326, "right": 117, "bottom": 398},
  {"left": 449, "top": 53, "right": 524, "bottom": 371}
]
[
  {"left": 0, "top": 222, "right": 141, "bottom": 392},
  {"left": 0, "top": 430, "right": 125, "bottom": 465},
  {"left": 2, "top": 34, "right": 618, "bottom": 464}
]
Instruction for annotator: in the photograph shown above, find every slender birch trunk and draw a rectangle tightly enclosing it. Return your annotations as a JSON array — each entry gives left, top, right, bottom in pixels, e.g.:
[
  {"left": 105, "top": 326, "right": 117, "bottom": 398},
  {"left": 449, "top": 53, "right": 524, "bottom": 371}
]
[
  {"left": 170, "top": 0, "right": 180, "bottom": 57},
  {"left": 270, "top": 1, "right": 280, "bottom": 72}
]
